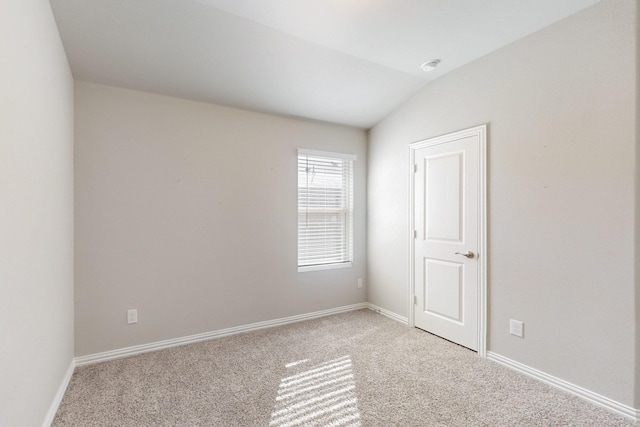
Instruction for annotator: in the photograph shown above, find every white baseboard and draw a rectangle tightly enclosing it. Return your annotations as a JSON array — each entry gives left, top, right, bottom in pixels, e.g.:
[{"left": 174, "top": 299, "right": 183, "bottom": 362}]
[
  {"left": 75, "top": 303, "right": 368, "bottom": 366},
  {"left": 366, "top": 303, "right": 408, "bottom": 324},
  {"left": 42, "top": 358, "right": 75, "bottom": 427},
  {"left": 487, "top": 351, "right": 638, "bottom": 422}
]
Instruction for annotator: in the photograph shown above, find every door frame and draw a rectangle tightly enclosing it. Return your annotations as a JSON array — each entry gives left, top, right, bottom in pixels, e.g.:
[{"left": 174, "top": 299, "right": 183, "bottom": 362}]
[{"left": 408, "top": 124, "right": 487, "bottom": 357}]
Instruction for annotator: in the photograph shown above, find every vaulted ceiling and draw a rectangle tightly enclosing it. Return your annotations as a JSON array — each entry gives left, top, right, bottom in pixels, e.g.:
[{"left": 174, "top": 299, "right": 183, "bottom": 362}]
[{"left": 51, "top": 0, "right": 599, "bottom": 128}]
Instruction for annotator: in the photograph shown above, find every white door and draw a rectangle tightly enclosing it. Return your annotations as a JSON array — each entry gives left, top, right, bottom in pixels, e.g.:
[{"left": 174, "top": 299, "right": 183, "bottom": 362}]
[{"left": 411, "top": 125, "right": 486, "bottom": 352}]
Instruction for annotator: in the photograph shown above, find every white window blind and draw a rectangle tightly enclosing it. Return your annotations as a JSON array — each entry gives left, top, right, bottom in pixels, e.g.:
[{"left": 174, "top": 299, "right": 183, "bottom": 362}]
[{"left": 298, "top": 149, "right": 355, "bottom": 271}]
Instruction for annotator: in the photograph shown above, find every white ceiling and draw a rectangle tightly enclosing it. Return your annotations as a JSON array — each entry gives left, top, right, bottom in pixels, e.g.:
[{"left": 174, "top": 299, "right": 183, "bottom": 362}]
[{"left": 50, "top": 0, "right": 599, "bottom": 128}]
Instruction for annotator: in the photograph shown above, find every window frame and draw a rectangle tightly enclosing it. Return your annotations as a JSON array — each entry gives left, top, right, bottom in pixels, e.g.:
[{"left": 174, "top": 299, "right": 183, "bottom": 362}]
[{"left": 297, "top": 149, "right": 356, "bottom": 273}]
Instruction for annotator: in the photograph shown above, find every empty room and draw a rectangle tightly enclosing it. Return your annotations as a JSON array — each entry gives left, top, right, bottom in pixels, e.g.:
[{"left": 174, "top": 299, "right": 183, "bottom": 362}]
[{"left": 2, "top": 0, "right": 639, "bottom": 425}]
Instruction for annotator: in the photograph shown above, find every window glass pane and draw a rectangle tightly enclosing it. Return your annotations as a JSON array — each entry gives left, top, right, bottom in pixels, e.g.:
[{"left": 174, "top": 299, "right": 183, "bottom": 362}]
[{"left": 297, "top": 151, "right": 354, "bottom": 269}]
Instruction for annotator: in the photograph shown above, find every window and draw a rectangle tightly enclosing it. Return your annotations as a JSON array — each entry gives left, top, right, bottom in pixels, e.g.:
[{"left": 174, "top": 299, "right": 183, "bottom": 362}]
[{"left": 297, "top": 149, "right": 356, "bottom": 272}]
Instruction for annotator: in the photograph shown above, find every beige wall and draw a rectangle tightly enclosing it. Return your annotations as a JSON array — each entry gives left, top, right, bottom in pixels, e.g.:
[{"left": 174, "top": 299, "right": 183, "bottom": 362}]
[
  {"left": 368, "top": 0, "right": 637, "bottom": 406},
  {"left": 636, "top": 0, "right": 640, "bottom": 410},
  {"left": 74, "top": 82, "right": 367, "bottom": 356},
  {"left": 0, "top": 0, "right": 74, "bottom": 425}
]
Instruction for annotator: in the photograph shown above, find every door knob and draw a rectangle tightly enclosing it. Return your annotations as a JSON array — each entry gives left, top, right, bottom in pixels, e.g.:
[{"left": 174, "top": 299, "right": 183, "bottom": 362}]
[{"left": 455, "top": 251, "right": 475, "bottom": 259}]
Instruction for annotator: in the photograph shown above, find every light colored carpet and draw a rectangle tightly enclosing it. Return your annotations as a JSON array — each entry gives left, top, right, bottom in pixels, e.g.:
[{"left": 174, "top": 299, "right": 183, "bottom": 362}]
[{"left": 53, "top": 309, "right": 635, "bottom": 426}]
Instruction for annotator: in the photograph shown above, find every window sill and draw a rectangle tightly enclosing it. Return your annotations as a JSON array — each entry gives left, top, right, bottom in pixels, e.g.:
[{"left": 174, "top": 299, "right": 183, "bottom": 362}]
[{"left": 298, "top": 262, "right": 353, "bottom": 273}]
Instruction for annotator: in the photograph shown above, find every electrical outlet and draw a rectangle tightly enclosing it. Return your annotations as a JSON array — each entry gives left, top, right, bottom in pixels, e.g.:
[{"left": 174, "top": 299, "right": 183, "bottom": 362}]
[
  {"left": 510, "top": 319, "right": 523, "bottom": 338},
  {"left": 357, "top": 278, "right": 363, "bottom": 288},
  {"left": 127, "top": 309, "right": 138, "bottom": 324}
]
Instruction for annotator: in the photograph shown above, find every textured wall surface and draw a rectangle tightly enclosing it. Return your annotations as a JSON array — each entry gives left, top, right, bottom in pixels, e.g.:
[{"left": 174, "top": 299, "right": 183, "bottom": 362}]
[
  {"left": 368, "top": 0, "right": 637, "bottom": 406},
  {"left": 74, "top": 82, "right": 367, "bottom": 356},
  {"left": 0, "top": 0, "right": 75, "bottom": 425}
]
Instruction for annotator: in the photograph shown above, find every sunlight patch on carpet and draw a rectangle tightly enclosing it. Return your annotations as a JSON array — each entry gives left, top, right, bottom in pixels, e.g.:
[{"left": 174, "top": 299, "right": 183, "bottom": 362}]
[{"left": 270, "top": 355, "right": 361, "bottom": 427}]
